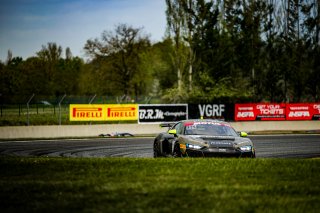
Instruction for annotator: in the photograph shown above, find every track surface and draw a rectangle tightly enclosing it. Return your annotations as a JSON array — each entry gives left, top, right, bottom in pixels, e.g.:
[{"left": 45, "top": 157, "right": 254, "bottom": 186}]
[{"left": 0, "top": 135, "right": 320, "bottom": 158}]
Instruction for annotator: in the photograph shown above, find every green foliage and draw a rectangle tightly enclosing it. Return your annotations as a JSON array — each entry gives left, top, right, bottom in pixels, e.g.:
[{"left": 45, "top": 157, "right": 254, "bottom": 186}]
[
  {"left": 163, "top": 0, "right": 320, "bottom": 103},
  {"left": 1, "top": 1, "right": 319, "bottom": 103},
  {"left": 83, "top": 24, "right": 152, "bottom": 98}
]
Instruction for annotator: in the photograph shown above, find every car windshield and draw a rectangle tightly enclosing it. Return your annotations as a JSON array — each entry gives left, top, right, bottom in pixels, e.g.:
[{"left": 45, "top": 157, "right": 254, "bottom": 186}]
[{"left": 184, "top": 121, "right": 238, "bottom": 136}]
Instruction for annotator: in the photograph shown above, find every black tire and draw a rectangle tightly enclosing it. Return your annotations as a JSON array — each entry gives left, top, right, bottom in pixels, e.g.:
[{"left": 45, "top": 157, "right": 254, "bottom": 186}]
[
  {"left": 172, "top": 142, "right": 182, "bottom": 158},
  {"left": 153, "top": 141, "right": 161, "bottom": 158},
  {"left": 252, "top": 151, "right": 256, "bottom": 158}
]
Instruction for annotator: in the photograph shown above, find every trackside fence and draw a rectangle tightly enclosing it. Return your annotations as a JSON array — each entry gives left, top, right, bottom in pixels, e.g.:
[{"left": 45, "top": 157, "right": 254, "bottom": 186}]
[
  {"left": 0, "top": 95, "right": 159, "bottom": 126},
  {"left": 0, "top": 95, "right": 319, "bottom": 126}
]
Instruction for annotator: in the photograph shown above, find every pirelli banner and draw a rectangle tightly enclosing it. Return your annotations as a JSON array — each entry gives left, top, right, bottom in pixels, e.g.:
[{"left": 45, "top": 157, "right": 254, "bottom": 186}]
[
  {"left": 235, "top": 103, "right": 320, "bottom": 121},
  {"left": 138, "top": 104, "right": 188, "bottom": 124},
  {"left": 70, "top": 104, "right": 138, "bottom": 121}
]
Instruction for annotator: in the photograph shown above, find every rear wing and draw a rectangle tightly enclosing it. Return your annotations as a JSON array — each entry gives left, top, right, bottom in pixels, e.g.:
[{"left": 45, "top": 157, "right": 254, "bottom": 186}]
[{"left": 159, "top": 123, "right": 175, "bottom": 128}]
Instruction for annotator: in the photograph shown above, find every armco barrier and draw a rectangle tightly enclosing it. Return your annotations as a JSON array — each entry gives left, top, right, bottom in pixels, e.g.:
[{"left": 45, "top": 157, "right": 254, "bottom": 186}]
[{"left": 0, "top": 121, "right": 319, "bottom": 139}]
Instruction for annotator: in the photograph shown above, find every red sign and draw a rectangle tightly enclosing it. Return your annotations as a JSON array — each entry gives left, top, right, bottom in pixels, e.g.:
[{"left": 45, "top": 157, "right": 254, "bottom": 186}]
[
  {"left": 286, "top": 103, "right": 312, "bottom": 120},
  {"left": 235, "top": 104, "right": 255, "bottom": 121},
  {"left": 236, "top": 103, "right": 320, "bottom": 121},
  {"left": 286, "top": 103, "right": 320, "bottom": 120},
  {"left": 235, "top": 103, "right": 286, "bottom": 121},
  {"left": 312, "top": 103, "right": 320, "bottom": 120},
  {"left": 255, "top": 103, "right": 286, "bottom": 120}
]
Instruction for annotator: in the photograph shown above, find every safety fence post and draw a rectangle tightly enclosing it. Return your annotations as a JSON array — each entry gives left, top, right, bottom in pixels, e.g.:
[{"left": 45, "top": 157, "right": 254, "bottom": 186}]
[
  {"left": 26, "top": 94, "right": 35, "bottom": 126},
  {"left": 59, "top": 94, "right": 66, "bottom": 125}
]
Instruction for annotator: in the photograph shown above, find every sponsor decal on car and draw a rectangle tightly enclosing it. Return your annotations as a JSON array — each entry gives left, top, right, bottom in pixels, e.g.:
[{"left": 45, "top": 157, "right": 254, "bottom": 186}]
[
  {"left": 184, "top": 121, "right": 232, "bottom": 127},
  {"left": 179, "top": 143, "right": 187, "bottom": 154}
]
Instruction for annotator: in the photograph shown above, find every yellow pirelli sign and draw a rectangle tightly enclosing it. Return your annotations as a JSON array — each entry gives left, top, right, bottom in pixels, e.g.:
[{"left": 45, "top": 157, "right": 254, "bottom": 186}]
[
  {"left": 106, "top": 104, "right": 138, "bottom": 121},
  {"left": 69, "top": 104, "right": 138, "bottom": 121},
  {"left": 70, "top": 104, "right": 106, "bottom": 121}
]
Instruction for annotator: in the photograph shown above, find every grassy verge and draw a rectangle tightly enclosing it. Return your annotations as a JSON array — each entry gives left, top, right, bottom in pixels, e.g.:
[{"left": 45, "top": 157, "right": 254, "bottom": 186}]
[{"left": 0, "top": 157, "right": 319, "bottom": 213}]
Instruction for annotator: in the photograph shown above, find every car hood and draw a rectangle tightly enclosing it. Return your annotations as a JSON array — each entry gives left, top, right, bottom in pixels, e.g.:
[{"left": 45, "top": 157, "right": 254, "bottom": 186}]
[{"left": 180, "top": 135, "right": 253, "bottom": 148}]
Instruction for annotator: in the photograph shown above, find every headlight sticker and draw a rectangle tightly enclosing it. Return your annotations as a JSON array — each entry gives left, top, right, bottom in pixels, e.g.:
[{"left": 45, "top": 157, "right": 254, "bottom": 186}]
[{"left": 240, "top": 145, "right": 252, "bottom": 152}]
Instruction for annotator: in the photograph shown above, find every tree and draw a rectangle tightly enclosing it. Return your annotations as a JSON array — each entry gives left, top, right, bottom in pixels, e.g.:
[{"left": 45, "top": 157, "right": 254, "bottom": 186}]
[
  {"left": 4, "top": 56, "right": 24, "bottom": 95},
  {"left": 166, "top": 0, "right": 188, "bottom": 93},
  {"left": 36, "top": 42, "right": 63, "bottom": 95},
  {"left": 301, "top": 0, "right": 320, "bottom": 101},
  {"left": 84, "top": 24, "right": 151, "bottom": 98}
]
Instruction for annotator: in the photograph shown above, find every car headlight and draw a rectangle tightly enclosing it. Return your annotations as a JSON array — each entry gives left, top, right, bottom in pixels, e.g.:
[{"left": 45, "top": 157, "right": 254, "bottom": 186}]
[
  {"left": 186, "top": 144, "right": 202, "bottom": 150},
  {"left": 239, "top": 145, "right": 252, "bottom": 152}
]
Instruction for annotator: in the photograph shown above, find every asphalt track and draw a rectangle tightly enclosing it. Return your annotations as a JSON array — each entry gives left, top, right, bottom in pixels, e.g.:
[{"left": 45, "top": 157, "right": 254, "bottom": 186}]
[{"left": 0, "top": 135, "right": 320, "bottom": 158}]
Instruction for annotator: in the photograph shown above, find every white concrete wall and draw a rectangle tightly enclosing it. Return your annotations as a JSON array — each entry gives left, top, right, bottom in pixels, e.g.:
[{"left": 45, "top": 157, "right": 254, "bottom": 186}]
[
  {"left": 231, "top": 120, "right": 320, "bottom": 132},
  {"left": 0, "top": 121, "right": 319, "bottom": 139}
]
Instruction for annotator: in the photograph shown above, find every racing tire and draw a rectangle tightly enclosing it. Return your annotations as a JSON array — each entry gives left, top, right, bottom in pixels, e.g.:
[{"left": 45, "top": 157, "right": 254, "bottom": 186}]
[
  {"left": 252, "top": 152, "right": 256, "bottom": 158},
  {"left": 172, "top": 142, "right": 182, "bottom": 158},
  {"left": 153, "top": 141, "right": 161, "bottom": 158}
]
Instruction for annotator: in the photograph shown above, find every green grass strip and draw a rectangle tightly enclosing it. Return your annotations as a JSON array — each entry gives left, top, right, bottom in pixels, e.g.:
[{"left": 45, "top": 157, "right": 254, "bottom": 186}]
[{"left": 0, "top": 157, "right": 319, "bottom": 213}]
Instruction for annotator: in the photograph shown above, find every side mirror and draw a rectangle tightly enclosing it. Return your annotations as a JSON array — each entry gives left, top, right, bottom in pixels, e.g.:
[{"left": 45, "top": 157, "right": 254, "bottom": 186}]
[
  {"left": 168, "top": 129, "right": 177, "bottom": 135},
  {"left": 240, "top": 132, "right": 248, "bottom": 137}
]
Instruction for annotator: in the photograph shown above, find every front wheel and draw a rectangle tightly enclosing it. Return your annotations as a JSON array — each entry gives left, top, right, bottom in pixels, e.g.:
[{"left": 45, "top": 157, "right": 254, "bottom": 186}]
[
  {"left": 252, "top": 151, "right": 256, "bottom": 158},
  {"left": 172, "top": 142, "right": 182, "bottom": 158}
]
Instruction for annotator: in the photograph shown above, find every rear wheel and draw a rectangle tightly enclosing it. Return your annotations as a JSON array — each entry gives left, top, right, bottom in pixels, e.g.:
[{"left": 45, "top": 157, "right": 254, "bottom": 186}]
[{"left": 153, "top": 141, "right": 161, "bottom": 158}]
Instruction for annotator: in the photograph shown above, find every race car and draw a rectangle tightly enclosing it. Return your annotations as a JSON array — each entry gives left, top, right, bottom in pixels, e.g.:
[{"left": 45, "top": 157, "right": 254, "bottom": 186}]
[{"left": 153, "top": 119, "right": 255, "bottom": 158}]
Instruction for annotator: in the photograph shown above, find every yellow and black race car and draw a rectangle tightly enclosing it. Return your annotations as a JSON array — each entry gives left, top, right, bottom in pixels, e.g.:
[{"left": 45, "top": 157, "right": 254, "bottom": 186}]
[{"left": 153, "top": 119, "right": 255, "bottom": 158}]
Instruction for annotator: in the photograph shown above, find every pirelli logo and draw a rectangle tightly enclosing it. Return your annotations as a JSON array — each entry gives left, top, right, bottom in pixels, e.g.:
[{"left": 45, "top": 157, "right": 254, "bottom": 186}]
[
  {"left": 106, "top": 104, "right": 137, "bottom": 120},
  {"left": 70, "top": 105, "right": 105, "bottom": 121},
  {"left": 69, "top": 104, "right": 138, "bottom": 121},
  {"left": 73, "top": 107, "right": 103, "bottom": 118}
]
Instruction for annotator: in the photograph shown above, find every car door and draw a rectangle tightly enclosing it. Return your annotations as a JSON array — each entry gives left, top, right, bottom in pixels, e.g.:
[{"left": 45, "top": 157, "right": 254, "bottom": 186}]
[{"left": 168, "top": 122, "right": 184, "bottom": 154}]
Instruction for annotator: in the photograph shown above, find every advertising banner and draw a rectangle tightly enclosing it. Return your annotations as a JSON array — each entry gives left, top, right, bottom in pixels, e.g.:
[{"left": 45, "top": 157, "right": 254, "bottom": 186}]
[
  {"left": 312, "top": 103, "right": 320, "bottom": 120},
  {"left": 70, "top": 104, "right": 138, "bottom": 121},
  {"left": 235, "top": 103, "right": 320, "bottom": 121},
  {"left": 286, "top": 103, "right": 312, "bottom": 120},
  {"left": 188, "top": 104, "right": 234, "bottom": 121},
  {"left": 70, "top": 104, "right": 106, "bottom": 121},
  {"left": 105, "top": 104, "right": 138, "bottom": 121},
  {"left": 286, "top": 103, "right": 320, "bottom": 120},
  {"left": 235, "top": 103, "right": 286, "bottom": 121},
  {"left": 234, "top": 104, "right": 256, "bottom": 121},
  {"left": 255, "top": 103, "right": 286, "bottom": 120},
  {"left": 139, "top": 104, "right": 188, "bottom": 124}
]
